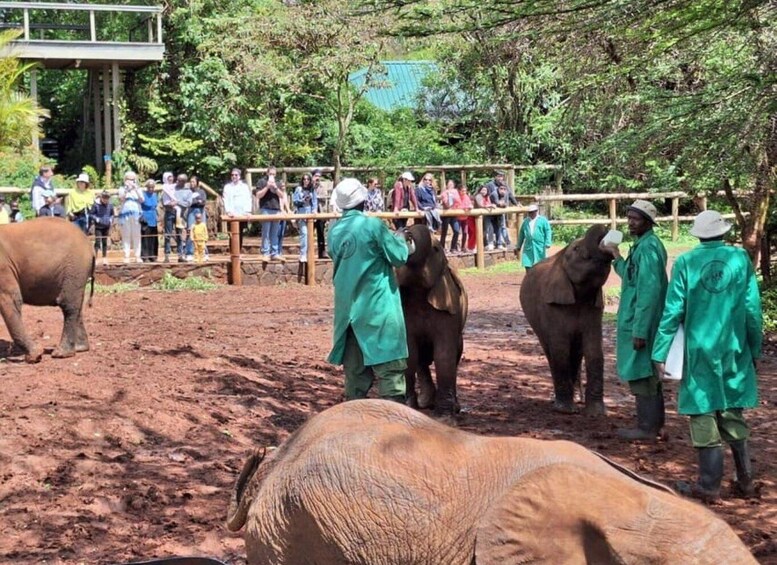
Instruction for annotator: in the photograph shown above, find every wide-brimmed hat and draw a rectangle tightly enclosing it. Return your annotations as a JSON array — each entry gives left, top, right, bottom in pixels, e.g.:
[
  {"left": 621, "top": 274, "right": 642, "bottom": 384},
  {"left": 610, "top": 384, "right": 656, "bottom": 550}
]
[
  {"left": 400, "top": 171, "right": 415, "bottom": 181},
  {"left": 527, "top": 203, "right": 539, "bottom": 212},
  {"left": 333, "top": 178, "right": 367, "bottom": 210},
  {"left": 627, "top": 199, "right": 657, "bottom": 224},
  {"left": 76, "top": 173, "right": 90, "bottom": 185},
  {"left": 690, "top": 210, "right": 732, "bottom": 239}
]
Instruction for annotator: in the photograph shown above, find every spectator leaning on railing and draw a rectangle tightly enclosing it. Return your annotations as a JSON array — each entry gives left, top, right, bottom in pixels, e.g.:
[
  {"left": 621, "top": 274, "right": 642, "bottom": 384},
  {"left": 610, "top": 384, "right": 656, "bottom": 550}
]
[{"left": 223, "top": 167, "right": 252, "bottom": 252}]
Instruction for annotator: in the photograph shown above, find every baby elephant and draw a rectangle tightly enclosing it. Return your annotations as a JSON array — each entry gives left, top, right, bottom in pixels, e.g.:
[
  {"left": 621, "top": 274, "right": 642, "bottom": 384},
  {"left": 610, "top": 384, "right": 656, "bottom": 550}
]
[
  {"left": 395, "top": 224, "right": 468, "bottom": 414},
  {"left": 0, "top": 218, "right": 95, "bottom": 362},
  {"left": 227, "top": 400, "right": 755, "bottom": 565}
]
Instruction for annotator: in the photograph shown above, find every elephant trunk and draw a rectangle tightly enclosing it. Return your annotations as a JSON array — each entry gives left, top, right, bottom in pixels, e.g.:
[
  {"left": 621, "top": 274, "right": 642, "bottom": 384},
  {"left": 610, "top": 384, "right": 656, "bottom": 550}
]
[{"left": 226, "top": 448, "right": 267, "bottom": 531}]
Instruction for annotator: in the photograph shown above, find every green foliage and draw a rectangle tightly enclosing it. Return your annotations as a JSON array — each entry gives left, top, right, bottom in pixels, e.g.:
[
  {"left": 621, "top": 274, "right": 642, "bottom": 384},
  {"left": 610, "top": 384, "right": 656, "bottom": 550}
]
[
  {"left": 761, "top": 283, "right": 777, "bottom": 335},
  {"left": 152, "top": 271, "right": 219, "bottom": 292},
  {"left": 459, "top": 260, "right": 523, "bottom": 276},
  {"left": 94, "top": 281, "right": 141, "bottom": 294}
]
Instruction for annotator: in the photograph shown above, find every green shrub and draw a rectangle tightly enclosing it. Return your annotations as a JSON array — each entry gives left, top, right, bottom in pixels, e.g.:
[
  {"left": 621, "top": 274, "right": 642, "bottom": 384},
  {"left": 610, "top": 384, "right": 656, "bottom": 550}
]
[
  {"left": 153, "top": 271, "right": 219, "bottom": 292},
  {"left": 94, "top": 282, "right": 141, "bottom": 294},
  {"left": 761, "top": 282, "right": 777, "bottom": 335}
]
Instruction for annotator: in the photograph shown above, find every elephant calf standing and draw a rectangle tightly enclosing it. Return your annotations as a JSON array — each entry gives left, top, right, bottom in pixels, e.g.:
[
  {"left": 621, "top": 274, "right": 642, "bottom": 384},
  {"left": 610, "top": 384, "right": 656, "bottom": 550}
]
[
  {"left": 395, "top": 224, "right": 468, "bottom": 414},
  {"left": 227, "top": 400, "right": 756, "bottom": 565},
  {"left": 520, "top": 224, "right": 614, "bottom": 415},
  {"left": 0, "top": 218, "right": 95, "bottom": 363}
]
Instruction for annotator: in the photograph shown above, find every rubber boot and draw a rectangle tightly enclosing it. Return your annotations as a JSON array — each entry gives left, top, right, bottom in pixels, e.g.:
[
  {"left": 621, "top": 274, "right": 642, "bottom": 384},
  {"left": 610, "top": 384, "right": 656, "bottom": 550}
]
[
  {"left": 676, "top": 446, "right": 724, "bottom": 502},
  {"left": 730, "top": 440, "right": 755, "bottom": 498},
  {"left": 617, "top": 394, "right": 662, "bottom": 441}
]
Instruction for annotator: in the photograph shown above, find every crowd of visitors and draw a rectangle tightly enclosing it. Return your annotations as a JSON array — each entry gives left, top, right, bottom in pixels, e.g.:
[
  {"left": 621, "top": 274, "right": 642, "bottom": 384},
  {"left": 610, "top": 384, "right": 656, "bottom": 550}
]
[{"left": 4, "top": 165, "right": 529, "bottom": 263}]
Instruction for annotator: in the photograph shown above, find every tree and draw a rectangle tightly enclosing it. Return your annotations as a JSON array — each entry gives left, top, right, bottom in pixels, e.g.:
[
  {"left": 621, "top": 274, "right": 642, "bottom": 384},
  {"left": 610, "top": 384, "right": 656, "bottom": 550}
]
[{"left": 0, "top": 30, "right": 49, "bottom": 150}]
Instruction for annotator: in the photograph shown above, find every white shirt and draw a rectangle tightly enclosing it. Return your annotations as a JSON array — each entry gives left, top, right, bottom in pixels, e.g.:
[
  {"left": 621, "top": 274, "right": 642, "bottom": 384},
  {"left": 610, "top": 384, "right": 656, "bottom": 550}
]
[
  {"left": 223, "top": 181, "right": 252, "bottom": 216},
  {"left": 529, "top": 217, "right": 538, "bottom": 236}
]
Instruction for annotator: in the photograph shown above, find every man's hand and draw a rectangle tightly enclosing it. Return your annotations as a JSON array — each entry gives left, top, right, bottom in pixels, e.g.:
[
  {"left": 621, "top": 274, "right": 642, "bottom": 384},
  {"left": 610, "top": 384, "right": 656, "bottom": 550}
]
[
  {"left": 632, "top": 337, "right": 646, "bottom": 350},
  {"left": 654, "top": 361, "right": 666, "bottom": 379}
]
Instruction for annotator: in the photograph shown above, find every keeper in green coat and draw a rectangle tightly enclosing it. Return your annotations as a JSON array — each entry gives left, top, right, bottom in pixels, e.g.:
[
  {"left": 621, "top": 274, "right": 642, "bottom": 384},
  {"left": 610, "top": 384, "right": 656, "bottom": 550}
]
[
  {"left": 652, "top": 210, "right": 762, "bottom": 501},
  {"left": 327, "top": 177, "right": 414, "bottom": 402},
  {"left": 515, "top": 203, "right": 552, "bottom": 268},
  {"left": 603, "top": 200, "right": 668, "bottom": 441}
]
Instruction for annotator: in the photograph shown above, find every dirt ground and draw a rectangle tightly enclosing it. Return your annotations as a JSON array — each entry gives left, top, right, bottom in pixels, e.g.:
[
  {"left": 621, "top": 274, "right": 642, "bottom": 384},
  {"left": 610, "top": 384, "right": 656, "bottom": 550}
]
[{"left": 0, "top": 266, "right": 775, "bottom": 564}]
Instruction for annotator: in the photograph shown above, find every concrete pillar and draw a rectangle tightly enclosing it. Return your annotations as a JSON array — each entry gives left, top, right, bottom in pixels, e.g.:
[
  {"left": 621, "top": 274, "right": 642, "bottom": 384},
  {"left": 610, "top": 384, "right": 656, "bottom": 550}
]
[
  {"left": 30, "top": 69, "right": 39, "bottom": 150},
  {"left": 102, "top": 65, "right": 112, "bottom": 159},
  {"left": 112, "top": 62, "right": 121, "bottom": 153},
  {"left": 92, "top": 70, "right": 102, "bottom": 170}
]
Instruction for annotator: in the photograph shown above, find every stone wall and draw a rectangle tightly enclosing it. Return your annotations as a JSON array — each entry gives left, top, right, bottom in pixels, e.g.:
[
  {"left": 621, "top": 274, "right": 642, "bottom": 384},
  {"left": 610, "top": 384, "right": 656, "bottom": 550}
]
[{"left": 95, "top": 250, "right": 512, "bottom": 287}]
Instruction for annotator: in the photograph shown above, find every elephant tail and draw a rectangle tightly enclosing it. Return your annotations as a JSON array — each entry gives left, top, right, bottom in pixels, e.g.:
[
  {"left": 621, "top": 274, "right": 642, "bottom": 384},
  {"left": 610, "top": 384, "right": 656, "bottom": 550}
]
[
  {"left": 88, "top": 253, "right": 96, "bottom": 308},
  {"left": 593, "top": 451, "right": 676, "bottom": 495},
  {"left": 226, "top": 447, "right": 268, "bottom": 531}
]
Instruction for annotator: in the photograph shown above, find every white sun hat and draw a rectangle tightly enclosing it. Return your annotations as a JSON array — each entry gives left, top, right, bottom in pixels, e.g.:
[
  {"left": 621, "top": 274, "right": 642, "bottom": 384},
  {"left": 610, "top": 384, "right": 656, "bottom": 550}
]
[
  {"left": 333, "top": 178, "right": 368, "bottom": 210},
  {"left": 526, "top": 203, "right": 539, "bottom": 212},
  {"left": 76, "top": 172, "right": 90, "bottom": 185},
  {"left": 400, "top": 171, "right": 415, "bottom": 181},
  {"left": 690, "top": 210, "right": 732, "bottom": 239},
  {"left": 627, "top": 199, "right": 658, "bottom": 223}
]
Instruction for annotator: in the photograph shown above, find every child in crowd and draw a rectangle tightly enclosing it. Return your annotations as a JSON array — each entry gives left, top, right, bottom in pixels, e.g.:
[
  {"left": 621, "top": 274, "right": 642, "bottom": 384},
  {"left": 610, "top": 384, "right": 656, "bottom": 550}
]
[
  {"left": 91, "top": 190, "right": 115, "bottom": 265},
  {"left": 38, "top": 190, "right": 66, "bottom": 218},
  {"left": 190, "top": 212, "right": 208, "bottom": 263}
]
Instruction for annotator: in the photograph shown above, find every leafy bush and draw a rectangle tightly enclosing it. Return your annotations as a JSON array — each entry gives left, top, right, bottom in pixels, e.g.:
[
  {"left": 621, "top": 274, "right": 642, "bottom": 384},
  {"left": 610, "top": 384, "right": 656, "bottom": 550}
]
[{"left": 761, "top": 282, "right": 777, "bottom": 335}]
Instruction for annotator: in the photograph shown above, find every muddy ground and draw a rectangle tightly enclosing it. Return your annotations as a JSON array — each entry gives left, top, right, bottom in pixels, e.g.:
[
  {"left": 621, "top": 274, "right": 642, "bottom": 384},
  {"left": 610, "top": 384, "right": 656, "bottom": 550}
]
[{"left": 0, "top": 266, "right": 775, "bottom": 564}]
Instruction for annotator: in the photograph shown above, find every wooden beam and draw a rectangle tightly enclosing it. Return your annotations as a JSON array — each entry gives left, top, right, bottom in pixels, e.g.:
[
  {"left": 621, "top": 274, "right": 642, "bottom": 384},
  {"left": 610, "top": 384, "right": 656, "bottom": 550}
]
[
  {"left": 102, "top": 65, "right": 111, "bottom": 159},
  {"left": 475, "top": 215, "right": 485, "bottom": 269},
  {"left": 89, "top": 10, "right": 96, "bottom": 42},
  {"left": 306, "top": 218, "right": 316, "bottom": 285},
  {"left": 112, "top": 62, "right": 121, "bottom": 152},
  {"left": 229, "top": 220, "right": 242, "bottom": 286}
]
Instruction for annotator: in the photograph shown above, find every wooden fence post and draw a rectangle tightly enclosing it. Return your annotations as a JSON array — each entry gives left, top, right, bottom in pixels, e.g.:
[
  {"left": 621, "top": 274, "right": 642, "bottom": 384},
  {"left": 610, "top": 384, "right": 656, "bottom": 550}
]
[
  {"left": 229, "top": 220, "right": 242, "bottom": 286},
  {"left": 672, "top": 197, "right": 679, "bottom": 241},
  {"left": 306, "top": 218, "right": 316, "bottom": 285},
  {"left": 440, "top": 170, "right": 446, "bottom": 189},
  {"left": 460, "top": 170, "right": 467, "bottom": 190},
  {"left": 516, "top": 212, "right": 524, "bottom": 249},
  {"left": 475, "top": 215, "right": 485, "bottom": 269},
  {"left": 609, "top": 198, "right": 617, "bottom": 230}
]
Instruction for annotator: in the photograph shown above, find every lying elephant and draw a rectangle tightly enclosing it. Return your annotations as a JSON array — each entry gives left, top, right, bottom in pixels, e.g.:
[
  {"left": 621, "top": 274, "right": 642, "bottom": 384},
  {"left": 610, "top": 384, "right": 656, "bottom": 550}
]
[
  {"left": 395, "top": 224, "right": 468, "bottom": 414},
  {"left": 0, "top": 218, "right": 95, "bottom": 363},
  {"left": 227, "top": 400, "right": 755, "bottom": 564},
  {"left": 520, "top": 223, "right": 613, "bottom": 415}
]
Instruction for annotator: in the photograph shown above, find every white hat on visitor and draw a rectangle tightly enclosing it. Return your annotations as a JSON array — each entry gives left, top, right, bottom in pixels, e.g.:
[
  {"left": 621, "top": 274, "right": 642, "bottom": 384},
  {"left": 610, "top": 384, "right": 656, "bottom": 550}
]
[
  {"left": 400, "top": 171, "right": 415, "bottom": 181},
  {"left": 333, "top": 178, "right": 368, "bottom": 210},
  {"left": 690, "top": 210, "right": 732, "bottom": 239},
  {"left": 76, "top": 173, "right": 90, "bottom": 185},
  {"left": 527, "top": 203, "right": 539, "bottom": 212},
  {"left": 627, "top": 199, "right": 658, "bottom": 224}
]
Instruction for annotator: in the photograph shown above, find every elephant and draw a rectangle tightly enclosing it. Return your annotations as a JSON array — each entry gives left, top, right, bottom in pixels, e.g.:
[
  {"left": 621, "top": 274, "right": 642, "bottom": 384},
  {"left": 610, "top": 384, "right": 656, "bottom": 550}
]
[
  {"left": 0, "top": 218, "right": 95, "bottom": 363},
  {"left": 519, "top": 223, "right": 613, "bottom": 416},
  {"left": 395, "top": 224, "right": 468, "bottom": 414},
  {"left": 227, "top": 399, "right": 756, "bottom": 565}
]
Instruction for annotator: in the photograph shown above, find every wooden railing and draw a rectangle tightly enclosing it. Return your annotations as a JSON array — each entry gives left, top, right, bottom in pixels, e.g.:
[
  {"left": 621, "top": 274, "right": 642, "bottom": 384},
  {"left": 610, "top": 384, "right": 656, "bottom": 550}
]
[
  {"left": 0, "top": 2, "right": 164, "bottom": 44},
  {"left": 224, "top": 207, "right": 525, "bottom": 286}
]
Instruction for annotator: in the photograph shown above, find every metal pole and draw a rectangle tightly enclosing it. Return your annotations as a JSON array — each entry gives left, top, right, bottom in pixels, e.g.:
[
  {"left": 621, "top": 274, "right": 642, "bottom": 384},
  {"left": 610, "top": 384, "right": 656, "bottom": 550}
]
[
  {"left": 230, "top": 220, "right": 242, "bottom": 285},
  {"left": 672, "top": 197, "right": 679, "bottom": 242},
  {"left": 90, "top": 10, "right": 96, "bottom": 42},
  {"left": 23, "top": 9, "right": 29, "bottom": 40},
  {"left": 157, "top": 14, "right": 163, "bottom": 45},
  {"left": 306, "top": 218, "right": 316, "bottom": 285}
]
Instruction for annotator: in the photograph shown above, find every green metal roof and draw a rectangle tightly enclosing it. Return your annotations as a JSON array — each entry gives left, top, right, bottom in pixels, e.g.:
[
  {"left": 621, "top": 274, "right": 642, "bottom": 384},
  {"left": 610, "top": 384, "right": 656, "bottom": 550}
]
[{"left": 349, "top": 60, "right": 437, "bottom": 111}]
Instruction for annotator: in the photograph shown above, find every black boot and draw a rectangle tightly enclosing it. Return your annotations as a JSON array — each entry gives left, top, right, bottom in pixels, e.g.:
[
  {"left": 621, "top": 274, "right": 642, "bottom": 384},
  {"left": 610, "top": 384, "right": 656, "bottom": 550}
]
[
  {"left": 617, "top": 394, "right": 663, "bottom": 441},
  {"left": 676, "top": 446, "right": 723, "bottom": 501},
  {"left": 730, "top": 440, "right": 755, "bottom": 497}
]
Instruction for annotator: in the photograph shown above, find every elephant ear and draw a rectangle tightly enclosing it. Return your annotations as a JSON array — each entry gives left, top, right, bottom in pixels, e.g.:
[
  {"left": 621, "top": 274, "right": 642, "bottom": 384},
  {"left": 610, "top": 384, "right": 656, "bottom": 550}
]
[
  {"left": 475, "top": 464, "right": 672, "bottom": 564},
  {"left": 428, "top": 265, "right": 467, "bottom": 320},
  {"left": 540, "top": 256, "right": 576, "bottom": 305}
]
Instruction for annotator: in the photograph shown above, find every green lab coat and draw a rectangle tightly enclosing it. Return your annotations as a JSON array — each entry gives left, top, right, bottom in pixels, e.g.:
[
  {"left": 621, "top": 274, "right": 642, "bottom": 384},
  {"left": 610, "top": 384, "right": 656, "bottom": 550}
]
[
  {"left": 327, "top": 209, "right": 409, "bottom": 366},
  {"left": 517, "top": 215, "right": 552, "bottom": 267},
  {"left": 652, "top": 241, "right": 762, "bottom": 415},
  {"left": 613, "top": 229, "right": 668, "bottom": 381}
]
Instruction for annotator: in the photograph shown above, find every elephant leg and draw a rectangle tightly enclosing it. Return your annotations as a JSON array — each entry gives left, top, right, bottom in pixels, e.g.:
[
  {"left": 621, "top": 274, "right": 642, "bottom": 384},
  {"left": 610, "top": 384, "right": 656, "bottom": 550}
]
[
  {"left": 417, "top": 344, "right": 436, "bottom": 409},
  {"left": 545, "top": 337, "right": 581, "bottom": 414},
  {"left": 581, "top": 323, "right": 606, "bottom": 417},
  {"left": 405, "top": 335, "right": 420, "bottom": 409},
  {"left": 74, "top": 315, "right": 90, "bottom": 352},
  {"left": 52, "top": 302, "right": 80, "bottom": 359},
  {"left": 432, "top": 345, "right": 459, "bottom": 415},
  {"left": 0, "top": 292, "right": 43, "bottom": 363}
]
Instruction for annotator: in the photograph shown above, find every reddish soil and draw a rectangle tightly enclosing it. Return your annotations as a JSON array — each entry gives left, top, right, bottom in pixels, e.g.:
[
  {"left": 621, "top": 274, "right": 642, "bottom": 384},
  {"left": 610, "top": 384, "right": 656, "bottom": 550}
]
[{"left": 0, "top": 268, "right": 775, "bottom": 564}]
